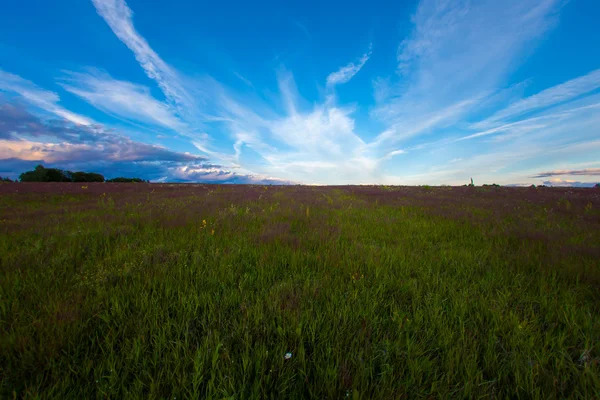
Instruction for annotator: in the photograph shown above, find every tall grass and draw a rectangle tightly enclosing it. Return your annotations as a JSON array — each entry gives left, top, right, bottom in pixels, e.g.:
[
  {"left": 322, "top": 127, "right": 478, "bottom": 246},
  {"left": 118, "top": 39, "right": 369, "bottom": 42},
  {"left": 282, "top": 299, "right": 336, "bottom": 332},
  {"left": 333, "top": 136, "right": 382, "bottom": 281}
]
[{"left": 0, "top": 184, "right": 599, "bottom": 398}]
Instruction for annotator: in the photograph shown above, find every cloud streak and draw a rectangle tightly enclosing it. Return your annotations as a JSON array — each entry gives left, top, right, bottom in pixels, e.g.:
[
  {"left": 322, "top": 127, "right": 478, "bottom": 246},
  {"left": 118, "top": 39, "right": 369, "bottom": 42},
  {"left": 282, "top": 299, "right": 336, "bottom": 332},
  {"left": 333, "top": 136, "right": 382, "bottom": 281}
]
[
  {"left": 477, "top": 68, "right": 600, "bottom": 127},
  {"left": 59, "top": 69, "right": 186, "bottom": 131},
  {"left": 0, "top": 69, "right": 92, "bottom": 126},
  {"left": 91, "top": 0, "right": 193, "bottom": 112},
  {"left": 532, "top": 168, "right": 600, "bottom": 178},
  {"left": 326, "top": 46, "right": 371, "bottom": 87},
  {"left": 372, "top": 0, "right": 561, "bottom": 148}
]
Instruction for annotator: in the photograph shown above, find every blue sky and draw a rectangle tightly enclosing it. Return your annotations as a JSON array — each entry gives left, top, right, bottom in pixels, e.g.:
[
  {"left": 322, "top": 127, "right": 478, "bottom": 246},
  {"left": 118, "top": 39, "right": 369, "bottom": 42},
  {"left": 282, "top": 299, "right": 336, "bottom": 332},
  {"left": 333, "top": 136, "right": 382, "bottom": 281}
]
[{"left": 1, "top": 0, "right": 599, "bottom": 185}]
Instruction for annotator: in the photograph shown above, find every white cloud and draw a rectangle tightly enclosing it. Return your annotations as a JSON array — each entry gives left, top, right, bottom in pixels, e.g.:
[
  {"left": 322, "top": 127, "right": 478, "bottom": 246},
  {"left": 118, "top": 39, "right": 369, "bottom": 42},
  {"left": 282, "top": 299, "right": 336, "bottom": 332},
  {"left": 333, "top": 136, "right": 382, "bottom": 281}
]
[
  {"left": 456, "top": 115, "right": 551, "bottom": 142},
  {"left": 381, "top": 149, "right": 406, "bottom": 161},
  {"left": 0, "top": 69, "right": 92, "bottom": 126},
  {"left": 178, "top": 68, "right": 383, "bottom": 184},
  {"left": 372, "top": 0, "right": 561, "bottom": 147},
  {"left": 269, "top": 105, "right": 363, "bottom": 156},
  {"left": 477, "top": 68, "right": 600, "bottom": 127},
  {"left": 170, "top": 163, "right": 296, "bottom": 184},
  {"left": 457, "top": 94, "right": 600, "bottom": 142},
  {"left": 91, "top": 0, "right": 193, "bottom": 112},
  {"left": 326, "top": 46, "right": 371, "bottom": 87},
  {"left": 59, "top": 69, "right": 186, "bottom": 131},
  {"left": 216, "top": 98, "right": 374, "bottom": 184},
  {"left": 277, "top": 68, "right": 301, "bottom": 116},
  {"left": 233, "top": 72, "right": 254, "bottom": 88},
  {"left": 370, "top": 98, "right": 477, "bottom": 146}
]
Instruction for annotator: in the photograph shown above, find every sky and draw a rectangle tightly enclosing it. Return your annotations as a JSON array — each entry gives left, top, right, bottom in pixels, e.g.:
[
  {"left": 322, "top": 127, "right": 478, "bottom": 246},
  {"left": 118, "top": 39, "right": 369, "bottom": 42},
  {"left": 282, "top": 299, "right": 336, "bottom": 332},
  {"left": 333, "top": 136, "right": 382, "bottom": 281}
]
[{"left": 0, "top": 0, "right": 599, "bottom": 186}]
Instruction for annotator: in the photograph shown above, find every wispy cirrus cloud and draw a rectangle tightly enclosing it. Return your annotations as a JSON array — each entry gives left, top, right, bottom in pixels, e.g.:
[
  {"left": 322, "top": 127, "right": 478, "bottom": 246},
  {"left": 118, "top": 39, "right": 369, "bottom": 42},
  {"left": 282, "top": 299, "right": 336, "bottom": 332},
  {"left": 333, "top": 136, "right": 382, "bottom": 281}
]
[
  {"left": 456, "top": 93, "right": 600, "bottom": 143},
  {"left": 371, "top": 0, "right": 562, "bottom": 148},
  {"left": 475, "top": 68, "right": 600, "bottom": 128},
  {"left": 381, "top": 149, "right": 406, "bottom": 161},
  {"left": 58, "top": 69, "right": 187, "bottom": 131},
  {"left": 396, "top": 0, "right": 560, "bottom": 85},
  {"left": 0, "top": 69, "right": 92, "bottom": 126},
  {"left": 90, "top": 0, "right": 194, "bottom": 112},
  {"left": 233, "top": 72, "right": 254, "bottom": 88},
  {"left": 326, "top": 46, "right": 372, "bottom": 87}
]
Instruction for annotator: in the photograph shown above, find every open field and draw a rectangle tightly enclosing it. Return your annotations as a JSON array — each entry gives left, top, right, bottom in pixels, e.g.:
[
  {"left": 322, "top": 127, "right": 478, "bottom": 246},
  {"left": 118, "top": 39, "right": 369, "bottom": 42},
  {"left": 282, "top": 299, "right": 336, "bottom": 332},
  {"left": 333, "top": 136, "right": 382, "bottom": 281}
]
[{"left": 1, "top": 183, "right": 599, "bottom": 398}]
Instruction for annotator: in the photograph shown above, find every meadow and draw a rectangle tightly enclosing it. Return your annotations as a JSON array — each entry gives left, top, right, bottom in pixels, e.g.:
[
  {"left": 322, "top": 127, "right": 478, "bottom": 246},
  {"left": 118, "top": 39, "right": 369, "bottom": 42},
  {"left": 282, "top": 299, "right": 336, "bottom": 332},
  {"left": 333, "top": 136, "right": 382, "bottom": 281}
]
[{"left": 0, "top": 183, "right": 599, "bottom": 399}]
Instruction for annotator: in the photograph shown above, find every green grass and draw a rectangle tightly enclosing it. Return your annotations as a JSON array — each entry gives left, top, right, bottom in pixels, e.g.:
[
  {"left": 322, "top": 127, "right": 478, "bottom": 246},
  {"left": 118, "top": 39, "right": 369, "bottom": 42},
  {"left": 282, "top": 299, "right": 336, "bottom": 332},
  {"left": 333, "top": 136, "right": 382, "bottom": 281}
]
[{"left": 1, "top": 186, "right": 599, "bottom": 398}]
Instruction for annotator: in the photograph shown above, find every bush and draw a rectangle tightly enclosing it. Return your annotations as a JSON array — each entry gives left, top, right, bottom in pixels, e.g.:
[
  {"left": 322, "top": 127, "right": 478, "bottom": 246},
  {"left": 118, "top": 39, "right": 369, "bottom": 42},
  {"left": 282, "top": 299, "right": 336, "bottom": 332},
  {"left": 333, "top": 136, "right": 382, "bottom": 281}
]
[{"left": 0, "top": 176, "right": 13, "bottom": 183}]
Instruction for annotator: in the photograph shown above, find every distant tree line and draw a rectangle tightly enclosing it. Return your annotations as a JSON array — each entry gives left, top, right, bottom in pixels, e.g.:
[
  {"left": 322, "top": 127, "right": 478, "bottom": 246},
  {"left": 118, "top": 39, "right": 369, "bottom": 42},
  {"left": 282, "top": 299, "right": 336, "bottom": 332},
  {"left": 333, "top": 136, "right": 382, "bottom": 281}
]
[
  {"left": 105, "top": 177, "right": 146, "bottom": 183},
  {"left": 14, "top": 165, "right": 148, "bottom": 183}
]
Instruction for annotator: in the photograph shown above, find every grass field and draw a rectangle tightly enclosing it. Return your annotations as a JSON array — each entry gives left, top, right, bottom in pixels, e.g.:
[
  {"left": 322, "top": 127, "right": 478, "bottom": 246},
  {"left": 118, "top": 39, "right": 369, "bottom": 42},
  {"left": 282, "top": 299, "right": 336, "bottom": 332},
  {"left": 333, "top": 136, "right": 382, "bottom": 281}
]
[{"left": 1, "top": 183, "right": 599, "bottom": 399}]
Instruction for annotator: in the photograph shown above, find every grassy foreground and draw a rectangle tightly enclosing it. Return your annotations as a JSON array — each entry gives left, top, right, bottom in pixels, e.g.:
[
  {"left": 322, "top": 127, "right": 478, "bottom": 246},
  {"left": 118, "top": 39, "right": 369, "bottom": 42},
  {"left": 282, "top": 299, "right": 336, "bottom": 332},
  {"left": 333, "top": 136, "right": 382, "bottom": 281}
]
[{"left": 1, "top": 183, "right": 599, "bottom": 399}]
